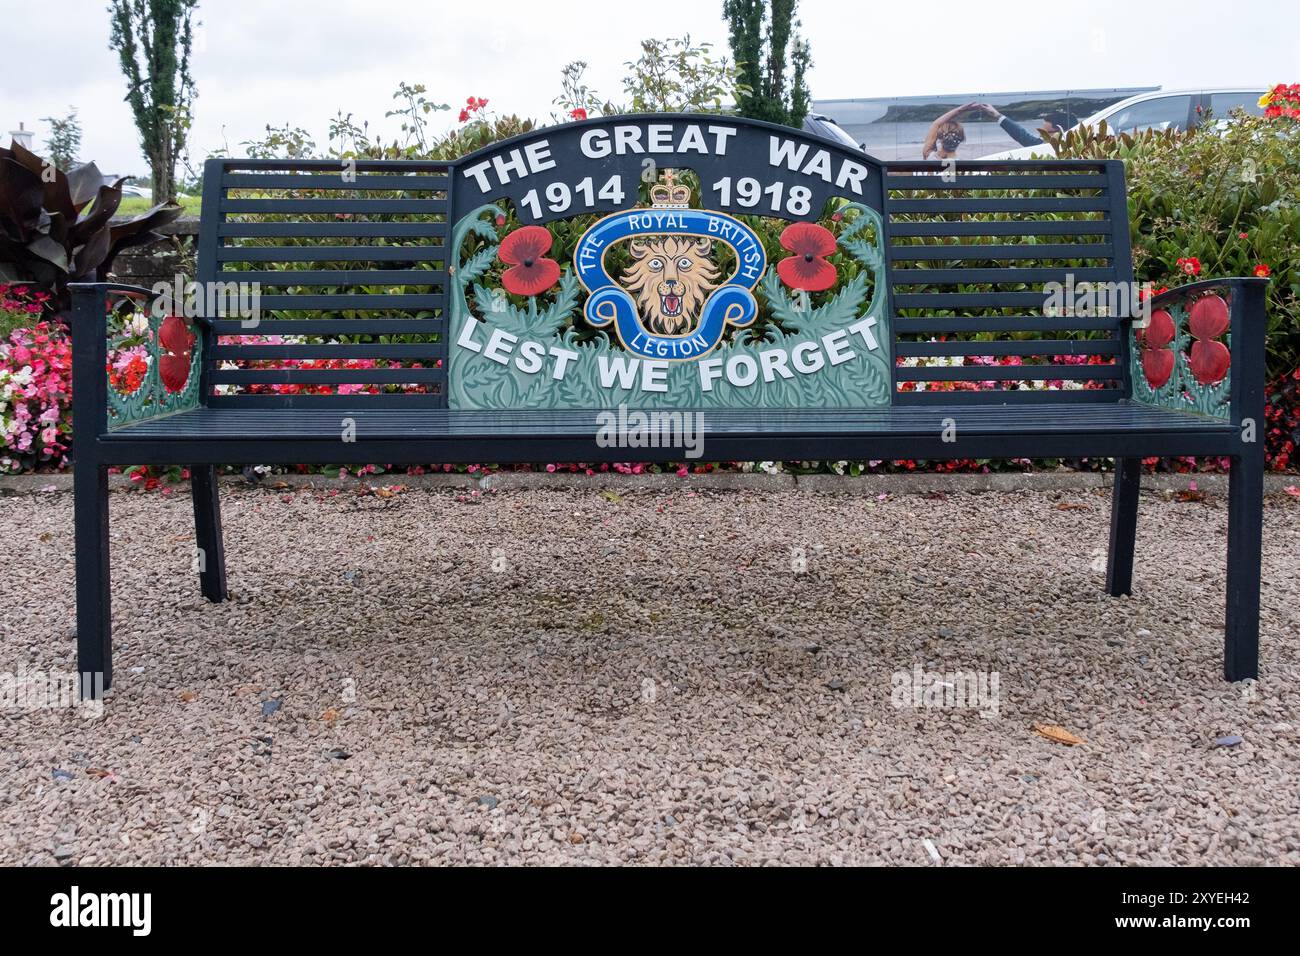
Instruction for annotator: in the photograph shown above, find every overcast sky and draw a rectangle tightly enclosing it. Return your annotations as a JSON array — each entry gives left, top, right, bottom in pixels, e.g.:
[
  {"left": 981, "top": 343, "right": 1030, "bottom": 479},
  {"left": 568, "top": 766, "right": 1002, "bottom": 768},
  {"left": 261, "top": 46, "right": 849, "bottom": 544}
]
[{"left": 2, "top": 0, "right": 1293, "bottom": 177}]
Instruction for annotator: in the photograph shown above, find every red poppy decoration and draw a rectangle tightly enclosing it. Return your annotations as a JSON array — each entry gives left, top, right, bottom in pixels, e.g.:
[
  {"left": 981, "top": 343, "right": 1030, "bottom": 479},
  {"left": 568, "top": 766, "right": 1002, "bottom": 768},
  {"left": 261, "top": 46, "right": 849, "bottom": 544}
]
[
  {"left": 1187, "top": 294, "right": 1231, "bottom": 386},
  {"left": 498, "top": 225, "right": 560, "bottom": 297},
  {"left": 776, "top": 222, "right": 838, "bottom": 292},
  {"left": 158, "top": 315, "right": 196, "bottom": 393},
  {"left": 1137, "top": 308, "right": 1175, "bottom": 388}
]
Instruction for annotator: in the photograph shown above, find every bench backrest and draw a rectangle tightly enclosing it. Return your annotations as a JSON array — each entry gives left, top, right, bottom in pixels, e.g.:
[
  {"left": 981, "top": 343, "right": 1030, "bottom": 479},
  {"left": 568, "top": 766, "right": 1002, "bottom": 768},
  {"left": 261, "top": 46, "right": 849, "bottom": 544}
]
[
  {"left": 884, "top": 159, "right": 1133, "bottom": 404},
  {"left": 196, "top": 115, "right": 1135, "bottom": 412},
  {"left": 197, "top": 158, "right": 451, "bottom": 408}
]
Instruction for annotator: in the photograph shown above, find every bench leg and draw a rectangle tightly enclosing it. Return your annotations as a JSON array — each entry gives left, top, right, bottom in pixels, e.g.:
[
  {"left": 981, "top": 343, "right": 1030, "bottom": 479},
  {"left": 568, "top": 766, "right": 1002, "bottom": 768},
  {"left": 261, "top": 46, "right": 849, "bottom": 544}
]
[
  {"left": 1105, "top": 457, "right": 1141, "bottom": 597},
  {"left": 1224, "top": 453, "right": 1263, "bottom": 681},
  {"left": 74, "top": 457, "right": 112, "bottom": 696},
  {"left": 191, "top": 465, "right": 228, "bottom": 602}
]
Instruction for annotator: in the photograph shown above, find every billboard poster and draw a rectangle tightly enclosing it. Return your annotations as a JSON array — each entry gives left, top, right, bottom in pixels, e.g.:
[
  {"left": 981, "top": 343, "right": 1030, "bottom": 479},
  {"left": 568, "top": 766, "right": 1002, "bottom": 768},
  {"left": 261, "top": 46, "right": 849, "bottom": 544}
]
[{"left": 813, "top": 88, "right": 1157, "bottom": 160}]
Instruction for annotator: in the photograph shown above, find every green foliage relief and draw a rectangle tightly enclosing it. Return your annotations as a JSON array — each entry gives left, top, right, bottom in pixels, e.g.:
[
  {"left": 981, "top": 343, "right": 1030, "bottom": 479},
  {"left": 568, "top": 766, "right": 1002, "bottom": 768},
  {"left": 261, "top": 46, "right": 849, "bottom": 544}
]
[
  {"left": 1129, "top": 299, "right": 1231, "bottom": 419},
  {"left": 447, "top": 203, "right": 891, "bottom": 410}
]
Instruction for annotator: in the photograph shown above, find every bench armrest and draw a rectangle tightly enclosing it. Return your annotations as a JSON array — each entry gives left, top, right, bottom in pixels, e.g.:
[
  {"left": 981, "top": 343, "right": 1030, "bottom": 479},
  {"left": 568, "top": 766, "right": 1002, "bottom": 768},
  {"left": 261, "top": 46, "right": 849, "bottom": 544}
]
[
  {"left": 69, "top": 282, "right": 205, "bottom": 437},
  {"left": 1125, "top": 277, "right": 1268, "bottom": 428}
]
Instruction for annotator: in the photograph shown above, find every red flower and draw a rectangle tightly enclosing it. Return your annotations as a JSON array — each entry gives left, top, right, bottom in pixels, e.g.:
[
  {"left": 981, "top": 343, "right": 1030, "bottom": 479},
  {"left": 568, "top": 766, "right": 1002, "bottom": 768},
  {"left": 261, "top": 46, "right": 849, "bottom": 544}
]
[
  {"left": 1187, "top": 295, "right": 1230, "bottom": 386},
  {"left": 458, "top": 109, "right": 470, "bottom": 123},
  {"left": 569, "top": 108, "right": 588, "bottom": 121},
  {"left": 776, "top": 222, "right": 838, "bottom": 292},
  {"left": 1138, "top": 308, "right": 1175, "bottom": 388},
  {"left": 497, "top": 225, "right": 560, "bottom": 297},
  {"left": 158, "top": 315, "right": 196, "bottom": 393},
  {"left": 1254, "top": 263, "right": 1271, "bottom": 278},
  {"left": 1176, "top": 256, "right": 1201, "bottom": 276}
]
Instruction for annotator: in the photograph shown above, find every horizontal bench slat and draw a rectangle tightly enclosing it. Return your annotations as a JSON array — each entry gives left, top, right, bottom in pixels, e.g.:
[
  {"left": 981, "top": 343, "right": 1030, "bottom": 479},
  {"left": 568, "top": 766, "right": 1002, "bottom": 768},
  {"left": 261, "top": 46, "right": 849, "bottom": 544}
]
[
  {"left": 206, "top": 394, "right": 446, "bottom": 408},
  {"left": 208, "top": 319, "right": 442, "bottom": 334},
  {"left": 211, "top": 344, "right": 443, "bottom": 360},
  {"left": 894, "top": 292, "right": 1077, "bottom": 309},
  {"left": 210, "top": 368, "right": 446, "bottom": 385},
  {"left": 899, "top": 364, "right": 1121, "bottom": 382},
  {"left": 894, "top": 316, "right": 1122, "bottom": 333},
  {"left": 220, "top": 158, "right": 449, "bottom": 172},
  {"left": 222, "top": 173, "right": 448, "bottom": 190},
  {"left": 888, "top": 219, "right": 1112, "bottom": 237},
  {"left": 889, "top": 267, "right": 1116, "bottom": 284},
  {"left": 216, "top": 269, "right": 444, "bottom": 286},
  {"left": 894, "top": 387, "right": 1122, "bottom": 404},
  {"left": 884, "top": 174, "right": 1109, "bottom": 190},
  {"left": 217, "top": 246, "right": 445, "bottom": 262},
  {"left": 218, "top": 221, "right": 449, "bottom": 238},
  {"left": 886, "top": 160, "right": 1111, "bottom": 173},
  {"left": 221, "top": 199, "right": 448, "bottom": 214},
  {"left": 255, "top": 294, "right": 445, "bottom": 309},
  {"left": 887, "top": 198, "right": 1111, "bottom": 213},
  {"left": 889, "top": 243, "right": 1112, "bottom": 260},
  {"left": 893, "top": 339, "right": 1120, "bottom": 358}
]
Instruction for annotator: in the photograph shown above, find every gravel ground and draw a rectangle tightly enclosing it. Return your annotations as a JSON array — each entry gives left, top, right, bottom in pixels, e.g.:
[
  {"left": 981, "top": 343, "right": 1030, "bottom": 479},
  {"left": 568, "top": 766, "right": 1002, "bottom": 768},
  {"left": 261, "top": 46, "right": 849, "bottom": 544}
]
[{"left": 2, "top": 484, "right": 1297, "bottom": 866}]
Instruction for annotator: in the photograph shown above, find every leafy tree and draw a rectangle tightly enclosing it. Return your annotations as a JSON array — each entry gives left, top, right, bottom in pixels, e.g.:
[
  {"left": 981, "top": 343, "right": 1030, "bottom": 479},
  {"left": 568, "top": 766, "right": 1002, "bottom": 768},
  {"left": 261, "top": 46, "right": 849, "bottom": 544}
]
[
  {"left": 108, "top": 0, "right": 199, "bottom": 201},
  {"left": 623, "top": 36, "right": 746, "bottom": 113},
  {"left": 40, "top": 108, "right": 82, "bottom": 172},
  {"left": 722, "top": 0, "right": 812, "bottom": 128}
]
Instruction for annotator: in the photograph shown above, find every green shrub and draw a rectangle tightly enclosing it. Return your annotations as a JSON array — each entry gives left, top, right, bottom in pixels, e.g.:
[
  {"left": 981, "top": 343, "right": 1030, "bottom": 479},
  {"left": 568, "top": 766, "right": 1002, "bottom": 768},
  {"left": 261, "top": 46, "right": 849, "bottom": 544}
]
[{"left": 1052, "top": 114, "right": 1300, "bottom": 381}]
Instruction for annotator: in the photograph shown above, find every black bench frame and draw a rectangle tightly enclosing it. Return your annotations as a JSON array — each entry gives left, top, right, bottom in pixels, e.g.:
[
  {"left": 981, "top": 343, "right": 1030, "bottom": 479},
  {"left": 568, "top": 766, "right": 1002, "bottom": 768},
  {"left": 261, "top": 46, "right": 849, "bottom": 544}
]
[{"left": 67, "top": 114, "right": 1269, "bottom": 696}]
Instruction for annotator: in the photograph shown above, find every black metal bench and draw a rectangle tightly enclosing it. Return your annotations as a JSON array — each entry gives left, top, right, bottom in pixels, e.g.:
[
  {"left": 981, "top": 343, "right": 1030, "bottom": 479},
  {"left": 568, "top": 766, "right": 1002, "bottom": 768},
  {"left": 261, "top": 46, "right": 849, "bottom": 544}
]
[{"left": 69, "top": 113, "right": 1268, "bottom": 697}]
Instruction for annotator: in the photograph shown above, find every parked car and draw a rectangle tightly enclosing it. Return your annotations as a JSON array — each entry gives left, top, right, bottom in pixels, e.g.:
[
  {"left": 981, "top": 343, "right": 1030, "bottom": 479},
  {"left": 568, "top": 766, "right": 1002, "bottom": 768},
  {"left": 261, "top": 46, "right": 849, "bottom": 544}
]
[
  {"left": 983, "top": 87, "right": 1267, "bottom": 160},
  {"left": 803, "top": 112, "right": 867, "bottom": 151}
]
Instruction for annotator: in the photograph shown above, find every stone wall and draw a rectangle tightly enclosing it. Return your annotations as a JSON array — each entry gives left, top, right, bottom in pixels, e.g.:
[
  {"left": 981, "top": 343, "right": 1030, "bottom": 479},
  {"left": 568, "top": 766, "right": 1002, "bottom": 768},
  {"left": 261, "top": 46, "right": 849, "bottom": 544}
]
[{"left": 108, "top": 216, "right": 199, "bottom": 292}]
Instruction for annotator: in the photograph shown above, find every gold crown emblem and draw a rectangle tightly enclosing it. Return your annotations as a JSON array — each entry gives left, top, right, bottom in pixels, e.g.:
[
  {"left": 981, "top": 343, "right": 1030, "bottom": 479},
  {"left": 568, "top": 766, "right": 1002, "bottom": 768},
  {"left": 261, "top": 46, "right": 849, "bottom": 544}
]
[{"left": 650, "top": 170, "right": 691, "bottom": 208}]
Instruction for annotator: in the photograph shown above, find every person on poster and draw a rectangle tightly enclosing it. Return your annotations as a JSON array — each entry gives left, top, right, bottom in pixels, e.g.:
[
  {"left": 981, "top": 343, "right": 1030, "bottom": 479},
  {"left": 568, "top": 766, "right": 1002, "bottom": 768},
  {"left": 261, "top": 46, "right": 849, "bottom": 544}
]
[
  {"left": 921, "top": 104, "right": 971, "bottom": 159},
  {"left": 969, "top": 103, "right": 1074, "bottom": 146}
]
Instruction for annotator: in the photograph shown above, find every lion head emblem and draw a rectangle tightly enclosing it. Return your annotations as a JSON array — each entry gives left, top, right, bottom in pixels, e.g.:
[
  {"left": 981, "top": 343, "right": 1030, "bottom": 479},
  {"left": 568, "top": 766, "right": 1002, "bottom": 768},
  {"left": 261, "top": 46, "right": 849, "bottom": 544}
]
[{"left": 620, "top": 235, "right": 720, "bottom": 336}]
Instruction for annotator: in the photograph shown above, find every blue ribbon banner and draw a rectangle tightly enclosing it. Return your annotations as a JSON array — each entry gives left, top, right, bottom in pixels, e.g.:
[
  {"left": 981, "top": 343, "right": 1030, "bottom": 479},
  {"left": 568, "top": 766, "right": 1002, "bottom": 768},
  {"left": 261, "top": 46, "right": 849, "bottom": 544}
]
[{"left": 574, "top": 208, "right": 768, "bottom": 361}]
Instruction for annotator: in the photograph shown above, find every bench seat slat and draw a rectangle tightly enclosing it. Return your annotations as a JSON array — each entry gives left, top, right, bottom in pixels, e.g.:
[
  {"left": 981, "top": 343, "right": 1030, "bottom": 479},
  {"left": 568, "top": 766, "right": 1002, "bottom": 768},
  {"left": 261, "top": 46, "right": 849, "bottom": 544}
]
[{"left": 103, "top": 404, "right": 1235, "bottom": 441}]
